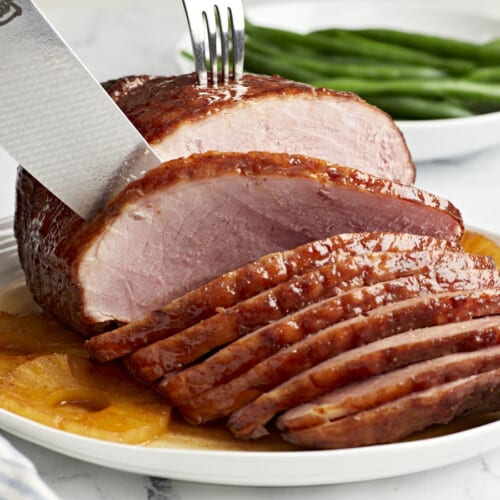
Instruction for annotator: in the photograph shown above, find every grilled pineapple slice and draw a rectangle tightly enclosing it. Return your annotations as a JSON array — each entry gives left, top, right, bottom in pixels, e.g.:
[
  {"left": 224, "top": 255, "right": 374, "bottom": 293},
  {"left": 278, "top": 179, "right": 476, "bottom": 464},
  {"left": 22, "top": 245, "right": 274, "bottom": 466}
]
[
  {"left": 0, "top": 353, "right": 170, "bottom": 444},
  {"left": 462, "top": 230, "right": 500, "bottom": 268}
]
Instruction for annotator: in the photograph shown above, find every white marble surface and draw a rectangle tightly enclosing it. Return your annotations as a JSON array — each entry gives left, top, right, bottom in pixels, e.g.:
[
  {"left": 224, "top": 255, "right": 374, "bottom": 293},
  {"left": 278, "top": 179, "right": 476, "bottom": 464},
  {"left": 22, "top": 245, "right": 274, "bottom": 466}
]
[{"left": 1, "top": 0, "right": 500, "bottom": 498}]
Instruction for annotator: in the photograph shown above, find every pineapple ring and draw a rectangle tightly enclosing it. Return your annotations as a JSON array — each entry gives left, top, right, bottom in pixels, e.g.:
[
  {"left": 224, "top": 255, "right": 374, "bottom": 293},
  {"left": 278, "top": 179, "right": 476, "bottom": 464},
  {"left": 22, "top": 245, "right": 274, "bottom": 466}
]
[
  {"left": 462, "top": 230, "right": 500, "bottom": 268},
  {"left": 0, "top": 353, "right": 170, "bottom": 444}
]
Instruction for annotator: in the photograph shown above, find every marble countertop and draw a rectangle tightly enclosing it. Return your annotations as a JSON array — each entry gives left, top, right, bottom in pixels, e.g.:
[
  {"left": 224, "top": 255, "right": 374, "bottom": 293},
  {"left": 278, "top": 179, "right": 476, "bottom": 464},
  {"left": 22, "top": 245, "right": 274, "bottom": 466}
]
[{"left": 1, "top": 0, "right": 500, "bottom": 498}]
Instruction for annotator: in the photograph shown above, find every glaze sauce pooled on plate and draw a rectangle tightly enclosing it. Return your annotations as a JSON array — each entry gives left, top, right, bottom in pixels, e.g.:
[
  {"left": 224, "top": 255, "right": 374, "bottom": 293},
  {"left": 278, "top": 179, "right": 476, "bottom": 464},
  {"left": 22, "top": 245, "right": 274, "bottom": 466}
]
[{"left": 0, "top": 231, "right": 498, "bottom": 449}]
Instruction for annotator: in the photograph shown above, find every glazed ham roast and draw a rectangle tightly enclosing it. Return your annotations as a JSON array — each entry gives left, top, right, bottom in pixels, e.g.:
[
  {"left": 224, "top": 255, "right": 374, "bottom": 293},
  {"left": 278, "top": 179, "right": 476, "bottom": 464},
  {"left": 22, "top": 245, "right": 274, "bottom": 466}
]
[
  {"left": 15, "top": 73, "right": 454, "bottom": 336},
  {"left": 14, "top": 72, "right": 500, "bottom": 449}
]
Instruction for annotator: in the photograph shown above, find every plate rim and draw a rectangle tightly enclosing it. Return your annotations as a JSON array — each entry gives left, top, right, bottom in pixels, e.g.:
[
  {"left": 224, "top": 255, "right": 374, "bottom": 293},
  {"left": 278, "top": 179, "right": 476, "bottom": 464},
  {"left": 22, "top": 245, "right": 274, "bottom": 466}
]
[{"left": 1, "top": 406, "right": 499, "bottom": 486}]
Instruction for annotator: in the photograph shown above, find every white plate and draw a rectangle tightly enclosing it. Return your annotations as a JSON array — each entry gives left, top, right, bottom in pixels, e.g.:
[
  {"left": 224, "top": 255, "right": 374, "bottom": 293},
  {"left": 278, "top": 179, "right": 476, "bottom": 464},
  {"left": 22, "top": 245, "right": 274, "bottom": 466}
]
[
  {"left": 175, "top": 1, "right": 500, "bottom": 162},
  {"left": 1, "top": 217, "right": 500, "bottom": 485}
]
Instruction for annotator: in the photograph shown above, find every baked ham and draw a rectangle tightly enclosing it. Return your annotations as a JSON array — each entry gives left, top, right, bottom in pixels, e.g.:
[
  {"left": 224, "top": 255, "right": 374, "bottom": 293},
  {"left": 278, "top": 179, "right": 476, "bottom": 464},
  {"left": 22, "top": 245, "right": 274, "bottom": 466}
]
[
  {"left": 227, "top": 291, "right": 500, "bottom": 439},
  {"left": 13, "top": 72, "right": 498, "bottom": 449},
  {"left": 280, "top": 365, "right": 500, "bottom": 449},
  {"left": 165, "top": 288, "right": 500, "bottom": 433},
  {"left": 126, "top": 251, "right": 490, "bottom": 383},
  {"left": 15, "top": 152, "right": 462, "bottom": 337},
  {"left": 86, "top": 232, "right": 462, "bottom": 362},
  {"left": 164, "top": 269, "right": 500, "bottom": 411},
  {"left": 278, "top": 344, "right": 500, "bottom": 433},
  {"left": 102, "top": 73, "right": 415, "bottom": 183}
]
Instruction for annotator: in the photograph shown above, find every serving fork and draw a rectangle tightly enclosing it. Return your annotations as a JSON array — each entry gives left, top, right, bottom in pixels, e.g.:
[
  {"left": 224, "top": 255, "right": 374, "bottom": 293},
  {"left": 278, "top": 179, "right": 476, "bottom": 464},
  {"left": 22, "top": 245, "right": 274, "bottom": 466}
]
[
  {"left": 182, "top": 0, "right": 245, "bottom": 87},
  {"left": 0, "top": 217, "right": 22, "bottom": 284}
]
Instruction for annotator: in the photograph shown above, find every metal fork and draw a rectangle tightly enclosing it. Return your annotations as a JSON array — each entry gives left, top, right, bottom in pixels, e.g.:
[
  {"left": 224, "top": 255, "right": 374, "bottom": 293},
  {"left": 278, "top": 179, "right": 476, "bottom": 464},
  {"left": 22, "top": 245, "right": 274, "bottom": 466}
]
[
  {"left": 0, "top": 217, "right": 22, "bottom": 283},
  {"left": 182, "top": 0, "right": 245, "bottom": 87}
]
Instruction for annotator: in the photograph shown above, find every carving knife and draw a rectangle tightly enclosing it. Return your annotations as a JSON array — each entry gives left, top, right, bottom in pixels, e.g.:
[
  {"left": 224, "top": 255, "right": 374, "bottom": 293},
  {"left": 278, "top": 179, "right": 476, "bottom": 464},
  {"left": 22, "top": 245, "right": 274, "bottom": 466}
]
[{"left": 0, "top": 0, "right": 162, "bottom": 220}]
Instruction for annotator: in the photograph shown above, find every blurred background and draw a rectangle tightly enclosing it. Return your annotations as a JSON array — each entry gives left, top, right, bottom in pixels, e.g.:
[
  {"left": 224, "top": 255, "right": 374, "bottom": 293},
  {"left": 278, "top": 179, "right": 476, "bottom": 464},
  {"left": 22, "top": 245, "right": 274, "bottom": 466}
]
[
  {"left": 32, "top": 0, "right": 500, "bottom": 81},
  {"left": 2, "top": 0, "right": 500, "bottom": 230}
]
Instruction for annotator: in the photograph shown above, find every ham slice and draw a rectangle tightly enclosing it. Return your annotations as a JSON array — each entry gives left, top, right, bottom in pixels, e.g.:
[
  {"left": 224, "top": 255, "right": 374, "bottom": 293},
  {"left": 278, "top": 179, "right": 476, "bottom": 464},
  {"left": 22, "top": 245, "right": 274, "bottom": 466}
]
[
  {"left": 281, "top": 367, "right": 500, "bottom": 449},
  {"left": 278, "top": 344, "right": 500, "bottom": 433},
  {"left": 102, "top": 73, "right": 415, "bottom": 183},
  {"left": 218, "top": 289, "right": 500, "bottom": 437},
  {"left": 164, "top": 269, "right": 500, "bottom": 412}
]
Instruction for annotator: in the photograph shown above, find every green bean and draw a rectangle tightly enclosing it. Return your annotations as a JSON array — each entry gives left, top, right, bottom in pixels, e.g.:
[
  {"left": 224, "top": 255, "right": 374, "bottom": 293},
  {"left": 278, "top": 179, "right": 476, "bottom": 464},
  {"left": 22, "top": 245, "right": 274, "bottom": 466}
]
[
  {"left": 181, "top": 50, "right": 194, "bottom": 61},
  {"left": 244, "top": 50, "right": 319, "bottom": 82},
  {"left": 319, "top": 28, "right": 480, "bottom": 59},
  {"left": 449, "top": 98, "right": 500, "bottom": 115},
  {"left": 366, "top": 96, "right": 473, "bottom": 120},
  {"left": 246, "top": 38, "right": 446, "bottom": 80},
  {"left": 311, "top": 78, "right": 500, "bottom": 103},
  {"left": 467, "top": 67, "right": 500, "bottom": 82},
  {"left": 245, "top": 21, "right": 474, "bottom": 74},
  {"left": 316, "top": 28, "right": 500, "bottom": 65},
  {"left": 247, "top": 39, "right": 392, "bottom": 66}
]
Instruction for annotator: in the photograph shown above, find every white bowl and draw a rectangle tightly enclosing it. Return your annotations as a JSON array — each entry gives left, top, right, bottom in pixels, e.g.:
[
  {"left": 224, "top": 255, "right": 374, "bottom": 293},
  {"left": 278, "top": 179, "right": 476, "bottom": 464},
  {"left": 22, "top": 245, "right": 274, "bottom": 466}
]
[{"left": 175, "top": 1, "right": 500, "bottom": 162}]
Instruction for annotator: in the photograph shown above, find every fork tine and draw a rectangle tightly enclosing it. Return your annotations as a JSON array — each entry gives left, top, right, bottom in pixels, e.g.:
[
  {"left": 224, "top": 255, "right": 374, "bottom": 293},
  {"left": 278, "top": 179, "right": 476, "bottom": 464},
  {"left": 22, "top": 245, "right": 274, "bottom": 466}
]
[
  {"left": 203, "top": 6, "right": 219, "bottom": 87},
  {"left": 182, "top": 0, "right": 208, "bottom": 86},
  {"left": 182, "top": 0, "right": 245, "bottom": 86},
  {"left": 229, "top": 2, "right": 245, "bottom": 82},
  {"left": 216, "top": 5, "right": 230, "bottom": 84}
]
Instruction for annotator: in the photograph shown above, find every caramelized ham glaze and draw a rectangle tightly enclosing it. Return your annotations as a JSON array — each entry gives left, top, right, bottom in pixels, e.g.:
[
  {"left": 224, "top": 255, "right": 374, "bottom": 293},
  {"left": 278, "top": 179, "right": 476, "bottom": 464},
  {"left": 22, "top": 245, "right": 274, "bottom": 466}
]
[
  {"left": 15, "top": 152, "right": 463, "bottom": 336},
  {"left": 227, "top": 291, "right": 500, "bottom": 439},
  {"left": 216, "top": 288, "right": 500, "bottom": 437}
]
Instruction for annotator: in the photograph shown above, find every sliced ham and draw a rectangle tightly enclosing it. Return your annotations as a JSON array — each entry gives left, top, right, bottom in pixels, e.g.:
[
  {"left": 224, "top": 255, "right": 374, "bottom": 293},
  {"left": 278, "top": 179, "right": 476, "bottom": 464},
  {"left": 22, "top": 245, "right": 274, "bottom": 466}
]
[
  {"left": 227, "top": 299, "right": 500, "bottom": 439},
  {"left": 15, "top": 152, "right": 462, "bottom": 337},
  {"left": 278, "top": 344, "right": 500, "bottom": 432},
  {"left": 281, "top": 368, "right": 500, "bottom": 449},
  {"left": 167, "top": 288, "right": 500, "bottom": 431},
  {"left": 102, "top": 73, "right": 415, "bottom": 183},
  {"left": 164, "top": 269, "right": 500, "bottom": 410},
  {"left": 125, "top": 250, "right": 484, "bottom": 383},
  {"left": 86, "top": 232, "right": 461, "bottom": 362}
]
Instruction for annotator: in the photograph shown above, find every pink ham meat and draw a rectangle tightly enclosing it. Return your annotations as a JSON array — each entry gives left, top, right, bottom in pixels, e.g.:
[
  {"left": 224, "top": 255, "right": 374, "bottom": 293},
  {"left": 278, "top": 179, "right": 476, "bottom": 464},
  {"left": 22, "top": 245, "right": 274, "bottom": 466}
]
[
  {"left": 281, "top": 367, "right": 500, "bottom": 449},
  {"left": 227, "top": 297, "right": 500, "bottom": 439},
  {"left": 164, "top": 269, "right": 500, "bottom": 411},
  {"left": 15, "top": 152, "right": 463, "bottom": 336},
  {"left": 102, "top": 73, "right": 415, "bottom": 183},
  {"left": 278, "top": 344, "right": 500, "bottom": 433},
  {"left": 86, "top": 232, "right": 461, "bottom": 362},
  {"left": 124, "top": 250, "right": 485, "bottom": 383}
]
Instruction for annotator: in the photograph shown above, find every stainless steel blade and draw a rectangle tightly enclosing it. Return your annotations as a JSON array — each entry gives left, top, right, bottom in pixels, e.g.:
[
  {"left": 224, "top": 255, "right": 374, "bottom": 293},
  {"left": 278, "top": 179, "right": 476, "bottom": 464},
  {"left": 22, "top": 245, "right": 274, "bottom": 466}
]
[{"left": 0, "top": 0, "right": 162, "bottom": 220}]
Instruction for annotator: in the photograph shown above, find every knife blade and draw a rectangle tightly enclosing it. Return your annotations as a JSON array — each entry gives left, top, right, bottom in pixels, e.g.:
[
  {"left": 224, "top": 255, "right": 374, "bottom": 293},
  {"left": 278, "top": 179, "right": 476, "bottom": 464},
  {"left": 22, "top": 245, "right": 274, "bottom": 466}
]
[{"left": 0, "top": 0, "right": 162, "bottom": 220}]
